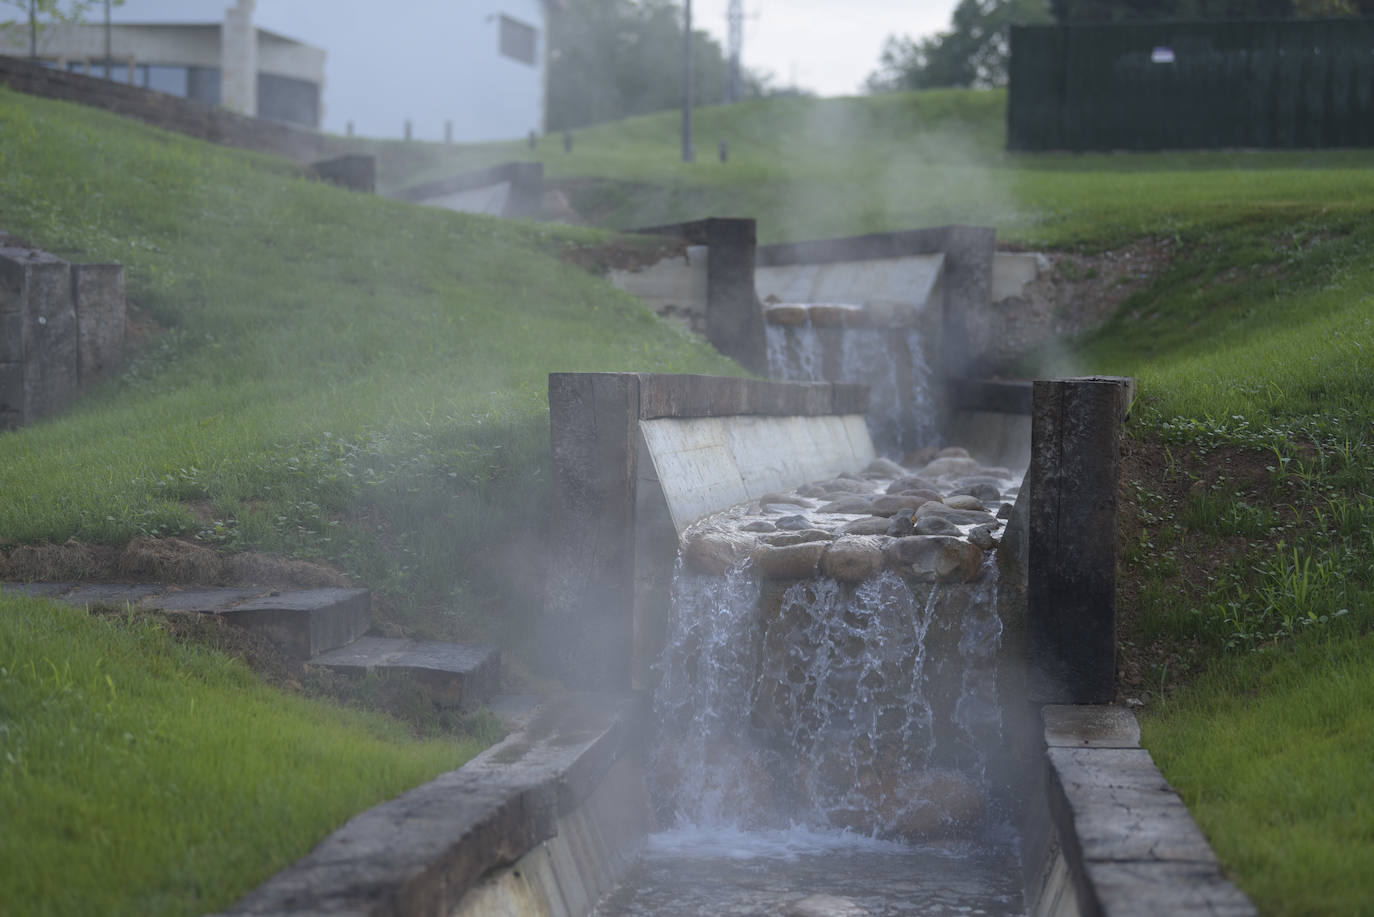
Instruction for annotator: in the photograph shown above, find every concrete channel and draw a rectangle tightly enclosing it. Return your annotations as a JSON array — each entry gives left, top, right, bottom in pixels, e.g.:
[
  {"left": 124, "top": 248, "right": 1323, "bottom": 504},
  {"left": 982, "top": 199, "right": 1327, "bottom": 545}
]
[{"left": 218, "top": 372, "right": 1254, "bottom": 917}]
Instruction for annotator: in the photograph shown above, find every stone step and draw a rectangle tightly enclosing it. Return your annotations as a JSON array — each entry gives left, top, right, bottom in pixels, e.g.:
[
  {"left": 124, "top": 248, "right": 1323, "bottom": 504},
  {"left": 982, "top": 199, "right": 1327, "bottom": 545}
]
[
  {"left": 2, "top": 582, "right": 371, "bottom": 659},
  {"left": 308, "top": 636, "right": 500, "bottom": 709}
]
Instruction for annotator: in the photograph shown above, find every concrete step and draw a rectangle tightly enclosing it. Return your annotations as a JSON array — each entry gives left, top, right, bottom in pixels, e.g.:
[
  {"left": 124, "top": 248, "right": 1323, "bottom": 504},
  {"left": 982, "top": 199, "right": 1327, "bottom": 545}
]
[
  {"left": 2, "top": 582, "right": 371, "bottom": 659},
  {"left": 308, "top": 636, "right": 500, "bottom": 709}
]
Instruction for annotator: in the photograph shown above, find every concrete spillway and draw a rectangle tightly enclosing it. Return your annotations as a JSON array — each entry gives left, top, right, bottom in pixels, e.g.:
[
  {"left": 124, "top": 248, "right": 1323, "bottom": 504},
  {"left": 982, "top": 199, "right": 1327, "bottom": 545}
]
[{"left": 219, "top": 373, "right": 1253, "bottom": 917}]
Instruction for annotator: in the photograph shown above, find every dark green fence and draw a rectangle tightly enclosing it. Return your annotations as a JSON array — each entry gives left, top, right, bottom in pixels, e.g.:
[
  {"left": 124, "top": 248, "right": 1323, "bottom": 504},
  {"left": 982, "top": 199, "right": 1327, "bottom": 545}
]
[{"left": 1007, "top": 19, "right": 1374, "bottom": 150}]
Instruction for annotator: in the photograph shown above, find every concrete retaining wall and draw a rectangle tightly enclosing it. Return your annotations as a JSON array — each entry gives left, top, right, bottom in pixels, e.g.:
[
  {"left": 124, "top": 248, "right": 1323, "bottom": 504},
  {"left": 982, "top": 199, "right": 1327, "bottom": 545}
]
[
  {"left": 1023, "top": 706, "right": 1256, "bottom": 917},
  {"left": 219, "top": 694, "right": 650, "bottom": 917},
  {"left": 0, "top": 53, "right": 324, "bottom": 162},
  {"left": 1, "top": 242, "right": 125, "bottom": 430},
  {"left": 387, "top": 162, "right": 545, "bottom": 220},
  {"left": 546, "top": 372, "right": 868, "bottom": 692}
]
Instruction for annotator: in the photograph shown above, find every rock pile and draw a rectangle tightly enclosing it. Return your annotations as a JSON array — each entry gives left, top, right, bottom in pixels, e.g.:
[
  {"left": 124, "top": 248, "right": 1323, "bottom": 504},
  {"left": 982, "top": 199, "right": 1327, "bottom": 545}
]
[{"left": 679, "top": 446, "right": 1018, "bottom": 585}]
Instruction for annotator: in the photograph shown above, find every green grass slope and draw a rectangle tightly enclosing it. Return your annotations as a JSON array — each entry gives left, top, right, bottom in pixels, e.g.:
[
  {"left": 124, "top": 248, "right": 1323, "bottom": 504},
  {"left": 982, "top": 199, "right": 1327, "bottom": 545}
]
[
  {"left": 0, "top": 86, "right": 740, "bottom": 641},
  {"left": 0, "top": 593, "right": 481, "bottom": 916},
  {"left": 0, "top": 87, "right": 739, "bottom": 915},
  {"left": 359, "top": 89, "right": 1374, "bottom": 246}
]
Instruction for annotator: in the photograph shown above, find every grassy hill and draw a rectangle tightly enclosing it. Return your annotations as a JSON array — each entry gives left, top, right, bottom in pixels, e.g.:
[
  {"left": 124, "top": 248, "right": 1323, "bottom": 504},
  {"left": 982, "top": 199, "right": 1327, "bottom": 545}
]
[
  {"left": 2, "top": 83, "right": 1373, "bottom": 915},
  {"left": 0, "top": 86, "right": 738, "bottom": 915}
]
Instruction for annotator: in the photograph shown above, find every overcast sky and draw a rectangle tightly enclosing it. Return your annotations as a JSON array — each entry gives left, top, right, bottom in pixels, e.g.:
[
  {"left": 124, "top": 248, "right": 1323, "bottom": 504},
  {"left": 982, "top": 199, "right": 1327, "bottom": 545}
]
[{"left": 108, "top": 0, "right": 961, "bottom": 138}]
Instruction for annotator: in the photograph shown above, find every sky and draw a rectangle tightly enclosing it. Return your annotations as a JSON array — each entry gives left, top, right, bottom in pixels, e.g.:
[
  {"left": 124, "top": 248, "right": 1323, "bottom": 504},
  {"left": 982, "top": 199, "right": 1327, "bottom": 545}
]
[{"left": 104, "top": 0, "right": 961, "bottom": 138}]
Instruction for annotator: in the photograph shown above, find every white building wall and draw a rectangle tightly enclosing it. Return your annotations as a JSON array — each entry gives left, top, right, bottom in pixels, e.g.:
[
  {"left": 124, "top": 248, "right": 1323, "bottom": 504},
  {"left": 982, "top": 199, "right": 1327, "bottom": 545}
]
[
  {"left": 220, "top": 0, "right": 257, "bottom": 115},
  {"left": 106, "top": 0, "right": 550, "bottom": 142}
]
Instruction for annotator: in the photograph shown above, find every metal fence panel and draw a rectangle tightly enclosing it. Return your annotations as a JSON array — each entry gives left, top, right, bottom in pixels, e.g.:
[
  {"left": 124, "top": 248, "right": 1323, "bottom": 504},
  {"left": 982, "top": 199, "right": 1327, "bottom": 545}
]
[{"left": 1008, "top": 18, "right": 1374, "bottom": 151}]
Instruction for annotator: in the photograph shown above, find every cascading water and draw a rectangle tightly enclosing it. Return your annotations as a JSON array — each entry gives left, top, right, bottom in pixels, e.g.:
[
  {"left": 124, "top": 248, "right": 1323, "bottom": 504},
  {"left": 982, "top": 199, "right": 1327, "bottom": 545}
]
[
  {"left": 764, "top": 310, "right": 938, "bottom": 454},
  {"left": 596, "top": 453, "right": 1027, "bottom": 916},
  {"left": 766, "top": 321, "right": 826, "bottom": 382}
]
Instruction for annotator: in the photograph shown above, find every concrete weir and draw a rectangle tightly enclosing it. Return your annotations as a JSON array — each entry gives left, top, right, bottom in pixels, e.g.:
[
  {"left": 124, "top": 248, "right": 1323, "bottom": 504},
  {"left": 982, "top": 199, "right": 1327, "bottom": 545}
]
[{"left": 219, "top": 373, "right": 1252, "bottom": 917}]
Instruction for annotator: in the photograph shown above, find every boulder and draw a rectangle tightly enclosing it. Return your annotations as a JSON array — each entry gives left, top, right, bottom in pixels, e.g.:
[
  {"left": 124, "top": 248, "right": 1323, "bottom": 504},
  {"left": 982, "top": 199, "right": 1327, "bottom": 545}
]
[
  {"left": 775, "top": 514, "right": 812, "bottom": 531},
  {"left": 885, "top": 475, "right": 939, "bottom": 495},
  {"left": 762, "top": 529, "right": 837, "bottom": 547},
  {"left": 883, "top": 536, "right": 984, "bottom": 582},
  {"left": 740, "top": 520, "right": 777, "bottom": 533},
  {"left": 914, "top": 515, "right": 960, "bottom": 536},
  {"left": 885, "top": 509, "right": 915, "bottom": 537},
  {"left": 942, "top": 494, "right": 985, "bottom": 511},
  {"left": 918, "top": 456, "right": 983, "bottom": 478},
  {"left": 683, "top": 530, "right": 756, "bottom": 575},
  {"left": 869, "top": 494, "right": 926, "bottom": 517},
  {"left": 764, "top": 304, "right": 808, "bottom": 326},
  {"left": 752, "top": 542, "right": 828, "bottom": 579},
  {"left": 840, "top": 516, "right": 892, "bottom": 536},
  {"left": 808, "top": 303, "right": 864, "bottom": 327},
  {"left": 821, "top": 536, "right": 886, "bottom": 582},
  {"left": 952, "top": 482, "right": 1002, "bottom": 503},
  {"left": 865, "top": 457, "right": 908, "bottom": 478},
  {"left": 915, "top": 502, "right": 1000, "bottom": 527},
  {"left": 818, "top": 495, "right": 877, "bottom": 515},
  {"left": 936, "top": 446, "right": 971, "bottom": 459},
  {"left": 969, "top": 524, "right": 999, "bottom": 551}
]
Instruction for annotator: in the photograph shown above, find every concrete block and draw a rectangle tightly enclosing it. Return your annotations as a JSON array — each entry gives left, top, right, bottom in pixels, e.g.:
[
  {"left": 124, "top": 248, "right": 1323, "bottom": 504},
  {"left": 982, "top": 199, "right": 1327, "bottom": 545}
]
[
  {"left": 1082, "top": 861, "right": 1257, "bottom": 917},
  {"left": 1048, "top": 747, "right": 1219, "bottom": 864},
  {"left": 0, "top": 246, "right": 78, "bottom": 425},
  {"left": 1043, "top": 704, "right": 1141, "bottom": 749},
  {"left": 71, "top": 263, "right": 125, "bottom": 385},
  {"left": 219, "top": 587, "right": 371, "bottom": 659},
  {"left": 308, "top": 637, "right": 501, "bottom": 709},
  {"left": 307, "top": 154, "right": 376, "bottom": 193},
  {"left": 149, "top": 587, "right": 268, "bottom": 612}
]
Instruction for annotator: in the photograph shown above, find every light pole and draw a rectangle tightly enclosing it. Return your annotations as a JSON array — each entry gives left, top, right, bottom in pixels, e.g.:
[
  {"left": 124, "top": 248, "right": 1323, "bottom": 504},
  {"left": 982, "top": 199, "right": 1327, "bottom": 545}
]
[
  {"left": 104, "top": 0, "right": 112, "bottom": 78},
  {"left": 28, "top": 0, "right": 37, "bottom": 59},
  {"left": 681, "top": 0, "right": 694, "bottom": 162}
]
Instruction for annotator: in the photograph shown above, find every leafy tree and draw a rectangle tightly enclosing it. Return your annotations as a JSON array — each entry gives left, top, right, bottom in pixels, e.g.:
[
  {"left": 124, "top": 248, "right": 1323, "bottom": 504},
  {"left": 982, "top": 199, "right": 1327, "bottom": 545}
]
[
  {"left": 1, "top": 0, "right": 120, "bottom": 57},
  {"left": 866, "top": 0, "right": 1051, "bottom": 92},
  {"left": 547, "top": 0, "right": 768, "bottom": 131}
]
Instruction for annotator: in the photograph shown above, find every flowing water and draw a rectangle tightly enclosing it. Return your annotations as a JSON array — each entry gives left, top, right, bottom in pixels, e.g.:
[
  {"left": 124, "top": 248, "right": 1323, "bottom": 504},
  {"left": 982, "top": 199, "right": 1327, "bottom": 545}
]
[
  {"left": 596, "top": 556, "right": 1025, "bottom": 916},
  {"left": 765, "top": 320, "right": 937, "bottom": 453}
]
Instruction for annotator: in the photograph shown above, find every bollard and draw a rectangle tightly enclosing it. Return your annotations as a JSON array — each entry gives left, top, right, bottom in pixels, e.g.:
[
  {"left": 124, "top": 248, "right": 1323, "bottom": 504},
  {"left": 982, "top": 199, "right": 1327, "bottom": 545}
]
[
  {"left": 563, "top": 130, "right": 573, "bottom": 153},
  {"left": 445, "top": 120, "right": 453, "bottom": 144},
  {"left": 346, "top": 120, "right": 354, "bottom": 137},
  {"left": 718, "top": 139, "right": 728, "bottom": 163},
  {"left": 527, "top": 129, "right": 538, "bottom": 149},
  {"left": 404, "top": 120, "right": 412, "bottom": 141},
  {"left": 1027, "top": 376, "right": 1133, "bottom": 704}
]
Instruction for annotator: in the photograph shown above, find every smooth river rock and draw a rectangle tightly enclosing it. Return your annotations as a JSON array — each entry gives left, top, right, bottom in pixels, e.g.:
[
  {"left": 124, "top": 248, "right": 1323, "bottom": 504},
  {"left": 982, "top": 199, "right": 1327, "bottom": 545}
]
[
  {"left": 883, "top": 536, "right": 985, "bottom": 583},
  {"left": 683, "top": 530, "right": 756, "bottom": 575},
  {"left": 752, "top": 542, "right": 828, "bottom": 579},
  {"left": 914, "top": 515, "right": 961, "bottom": 536},
  {"left": 942, "top": 494, "right": 986, "bottom": 511},
  {"left": 865, "top": 457, "right": 908, "bottom": 478},
  {"left": 869, "top": 494, "right": 926, "bottom": 517},
  {"left": 821, "top": 536, "right": 886, "bottom": 582},
  {"left": 839, "top": 516, "right": 892, "bottom": 536},
  {"left": 818, "top": 495, "right": 876, "bottom": 515}
]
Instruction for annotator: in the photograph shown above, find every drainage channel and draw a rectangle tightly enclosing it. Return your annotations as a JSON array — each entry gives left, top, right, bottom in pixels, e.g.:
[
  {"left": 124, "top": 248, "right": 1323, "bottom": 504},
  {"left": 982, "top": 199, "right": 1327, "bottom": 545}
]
[{"left": 594, "top": 446, "right": 1026, "bottom": 917}]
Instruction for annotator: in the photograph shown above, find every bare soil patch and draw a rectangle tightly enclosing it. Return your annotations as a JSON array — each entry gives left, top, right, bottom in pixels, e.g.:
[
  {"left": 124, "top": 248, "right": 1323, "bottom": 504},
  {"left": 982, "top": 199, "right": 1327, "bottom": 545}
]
[{"left": 0, "top": 537, "right": 352, "bottom": 589}]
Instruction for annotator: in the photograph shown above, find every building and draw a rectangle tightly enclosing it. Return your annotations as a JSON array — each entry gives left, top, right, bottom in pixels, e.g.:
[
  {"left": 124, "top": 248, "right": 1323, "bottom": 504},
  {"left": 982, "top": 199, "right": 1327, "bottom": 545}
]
[
  {"left": 2, "top": 1, "right": 560, "bottom": 142},
  {"left": 0, "top": 0, "right": 325, "bottom": 128}
]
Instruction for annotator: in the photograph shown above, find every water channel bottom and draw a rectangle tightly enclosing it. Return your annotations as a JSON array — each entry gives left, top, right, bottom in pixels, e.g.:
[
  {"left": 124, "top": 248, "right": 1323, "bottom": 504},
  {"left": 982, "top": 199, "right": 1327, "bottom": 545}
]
[{"left": 594, "top": 826, "right": 1025, "bottom": 916}]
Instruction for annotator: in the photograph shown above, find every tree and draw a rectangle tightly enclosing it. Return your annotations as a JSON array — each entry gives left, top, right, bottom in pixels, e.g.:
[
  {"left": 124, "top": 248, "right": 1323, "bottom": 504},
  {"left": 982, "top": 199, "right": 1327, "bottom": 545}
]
[
  {"left": 546, "top": 0, "right": 768, "bottom": 131},
  {"left": 1, "top": 0, "right": 119, "bottom": 58},
  {"left": 866, "top": 0, "right": 1051, "bottom": 92}
]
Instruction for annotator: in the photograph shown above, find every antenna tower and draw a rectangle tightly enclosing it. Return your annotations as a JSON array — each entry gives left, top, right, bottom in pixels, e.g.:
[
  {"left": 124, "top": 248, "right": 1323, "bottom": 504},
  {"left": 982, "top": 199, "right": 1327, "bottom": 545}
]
[{"left": 726, "top": 0, "right": 743, "bottom": 103}]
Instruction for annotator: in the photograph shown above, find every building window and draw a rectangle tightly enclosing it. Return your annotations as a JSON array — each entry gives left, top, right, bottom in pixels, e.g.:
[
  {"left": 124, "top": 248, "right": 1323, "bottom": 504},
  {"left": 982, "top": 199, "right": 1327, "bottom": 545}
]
[{"left": 499, "top": 14, "right": 537, "bottom": 66}]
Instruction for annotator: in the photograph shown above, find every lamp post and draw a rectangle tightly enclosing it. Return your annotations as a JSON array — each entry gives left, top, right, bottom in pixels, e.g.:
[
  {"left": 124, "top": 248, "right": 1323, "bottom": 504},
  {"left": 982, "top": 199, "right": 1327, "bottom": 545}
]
[
  {"left": 681, "top": 0, "right": 694, "bottom": 162},
  {"left": 104, "top": 0, "right": 112, "bottom": 78},
  {"left": 28, "top": 0, "right": 37, "bottom": 59}
]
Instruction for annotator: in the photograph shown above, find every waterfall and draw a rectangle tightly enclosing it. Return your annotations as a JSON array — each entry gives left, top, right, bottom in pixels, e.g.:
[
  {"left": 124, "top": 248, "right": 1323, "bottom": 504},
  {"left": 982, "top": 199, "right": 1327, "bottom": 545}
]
[
  {"left": 649, "top": 559, "right": 1005, "bottom": 841},
  {"left": 764, "top": 313, "right": 939, "bottom": 453}
]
